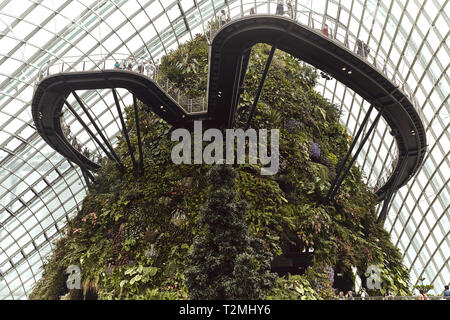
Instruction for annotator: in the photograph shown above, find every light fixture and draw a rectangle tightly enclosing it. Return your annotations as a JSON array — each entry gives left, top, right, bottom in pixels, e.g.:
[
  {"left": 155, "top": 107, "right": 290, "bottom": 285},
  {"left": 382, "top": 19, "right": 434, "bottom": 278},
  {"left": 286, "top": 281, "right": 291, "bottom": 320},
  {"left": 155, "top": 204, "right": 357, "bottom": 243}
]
[
  {"left": 348, "top": 70, "right": 352, "bottom": 74},
  {"left": 342, "top": 67, "right": 346, "bottom": 71}
]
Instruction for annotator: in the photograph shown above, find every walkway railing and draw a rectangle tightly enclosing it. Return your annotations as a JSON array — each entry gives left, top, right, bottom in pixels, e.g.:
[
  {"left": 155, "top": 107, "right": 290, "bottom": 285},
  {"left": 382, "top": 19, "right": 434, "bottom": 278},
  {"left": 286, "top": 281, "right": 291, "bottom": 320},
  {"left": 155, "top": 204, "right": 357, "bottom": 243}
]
[
  {"left": 370, "top": 151, "right": 399, "bottom": 192},
  {"left": 35, "top": 53, "right": 207, "bottom": 114},
  {"left": 59, "top": 116, "right": 102, "bottom": 164}
]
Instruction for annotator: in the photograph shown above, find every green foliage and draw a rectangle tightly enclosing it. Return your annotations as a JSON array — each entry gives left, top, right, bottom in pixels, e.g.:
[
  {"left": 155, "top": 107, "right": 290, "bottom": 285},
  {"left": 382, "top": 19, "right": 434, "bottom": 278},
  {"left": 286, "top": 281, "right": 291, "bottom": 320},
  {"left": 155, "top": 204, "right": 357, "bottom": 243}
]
[
  {"left": 266, "top": 275, "right": 319, "bottom": 300},
  {"left": 159, "top": 34, "right": 209, "bottom": 98},
  {"left": 185, "top": 165, "right": 276, "bottom": 299},
  {"left": 413, "top": 277, "right": 434, "bottom": 295},
  {"left": 31, "top": 35, "right": 410, "bottom": 300}
]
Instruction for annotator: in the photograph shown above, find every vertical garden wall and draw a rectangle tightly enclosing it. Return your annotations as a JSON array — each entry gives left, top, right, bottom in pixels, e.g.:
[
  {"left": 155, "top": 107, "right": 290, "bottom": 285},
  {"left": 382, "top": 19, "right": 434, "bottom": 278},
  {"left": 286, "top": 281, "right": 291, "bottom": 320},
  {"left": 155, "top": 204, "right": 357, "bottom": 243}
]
[{"left": 30, "top": 34, "right": 410, "bottom": 300}]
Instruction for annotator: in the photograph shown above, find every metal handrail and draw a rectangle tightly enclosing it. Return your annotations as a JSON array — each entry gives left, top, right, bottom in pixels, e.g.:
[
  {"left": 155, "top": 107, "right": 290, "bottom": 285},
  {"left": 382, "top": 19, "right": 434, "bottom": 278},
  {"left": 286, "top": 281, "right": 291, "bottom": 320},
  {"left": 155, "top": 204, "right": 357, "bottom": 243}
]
[
  {"left": 34, "top": 54, "right": 207, "bottom": 115},
  {"left": 59, "top": 116, "right": 101, "bottom": 164},
  {"left": 370, "top": 151, "right": 399, "bottom": 192}
]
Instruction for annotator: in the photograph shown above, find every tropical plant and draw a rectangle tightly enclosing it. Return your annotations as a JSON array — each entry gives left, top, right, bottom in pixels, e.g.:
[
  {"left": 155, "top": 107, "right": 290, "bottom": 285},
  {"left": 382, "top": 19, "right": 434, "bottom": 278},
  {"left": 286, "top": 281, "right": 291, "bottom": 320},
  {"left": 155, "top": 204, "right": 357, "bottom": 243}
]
[{"left": 185, "top": 165, "right": 276, "bottom": 299}]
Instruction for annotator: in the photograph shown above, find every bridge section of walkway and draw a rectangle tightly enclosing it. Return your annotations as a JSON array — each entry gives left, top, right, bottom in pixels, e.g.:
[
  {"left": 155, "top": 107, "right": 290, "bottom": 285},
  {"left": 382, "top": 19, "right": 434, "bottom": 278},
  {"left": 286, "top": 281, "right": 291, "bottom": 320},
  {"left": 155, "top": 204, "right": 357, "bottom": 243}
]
[{"left": 32, "top": 15, "right": 426, "bottom": 203}]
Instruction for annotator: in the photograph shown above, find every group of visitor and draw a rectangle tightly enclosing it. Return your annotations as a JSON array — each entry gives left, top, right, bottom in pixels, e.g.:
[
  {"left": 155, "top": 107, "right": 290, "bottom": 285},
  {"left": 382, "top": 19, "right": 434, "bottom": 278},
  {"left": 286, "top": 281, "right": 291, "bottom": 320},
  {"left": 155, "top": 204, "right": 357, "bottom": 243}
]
[
  {"left": 275, "top": 0, "right": 294, "bottom": 18},
  {"left": 319, "top": 17, "right": 370, "bottom": 61},
  {"left": 219, "top": 10, "right": 231, "bottom": 27},
  {"left": 418, "top": 285, "right": 450, "bottom": 300},
  {"left": 356, "top": 39, "right": 370, "bottom": 59},
  {"left": 60, "top": 122, "right": 103, "bottom": 164},
  {"left": 114, "top": 59, "right": 157, "bottom": 79},
  {"left": 336, "top": 290, "right": 356, "bottom": 300},
  {"left": 332, "top": 285, "right": 450, "bottom": 300},
  {"left": 37, "top": 5, "right": 376, "bottom": 88},
  {"left": 320, "top": 71, "right": 333, "bottom": 80}
]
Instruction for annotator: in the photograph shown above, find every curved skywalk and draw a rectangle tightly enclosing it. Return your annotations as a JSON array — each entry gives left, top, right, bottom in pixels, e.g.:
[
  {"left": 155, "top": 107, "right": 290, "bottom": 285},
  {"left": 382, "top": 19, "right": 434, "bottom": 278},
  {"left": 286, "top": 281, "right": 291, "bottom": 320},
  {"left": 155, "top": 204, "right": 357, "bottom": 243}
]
[{"left": 32, "top": 14, "right": 426, "bottom": 207}]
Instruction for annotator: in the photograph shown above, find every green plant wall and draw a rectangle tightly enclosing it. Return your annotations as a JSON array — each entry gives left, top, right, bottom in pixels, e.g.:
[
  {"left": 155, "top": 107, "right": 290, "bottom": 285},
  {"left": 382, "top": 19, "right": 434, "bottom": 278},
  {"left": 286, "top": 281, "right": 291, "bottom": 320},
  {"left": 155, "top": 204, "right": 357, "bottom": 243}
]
[{"left": 30, "top": 34, "right": 410, "bottom": 300}]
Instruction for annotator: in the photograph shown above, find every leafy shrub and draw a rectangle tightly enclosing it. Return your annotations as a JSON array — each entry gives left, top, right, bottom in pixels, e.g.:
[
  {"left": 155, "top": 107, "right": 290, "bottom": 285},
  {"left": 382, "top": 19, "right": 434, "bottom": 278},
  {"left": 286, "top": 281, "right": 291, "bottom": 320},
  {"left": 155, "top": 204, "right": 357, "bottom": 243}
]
[{"left": 185, "top": 165, "right": 276, "bottom": 299}]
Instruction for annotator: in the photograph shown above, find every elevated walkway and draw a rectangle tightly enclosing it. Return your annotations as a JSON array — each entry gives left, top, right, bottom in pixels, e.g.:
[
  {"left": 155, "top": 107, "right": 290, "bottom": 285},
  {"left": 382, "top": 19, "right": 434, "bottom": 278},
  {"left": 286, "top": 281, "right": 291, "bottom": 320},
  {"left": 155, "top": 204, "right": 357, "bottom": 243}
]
[{"left": 32, "top": 9, "right": 426, "bottom": 206}]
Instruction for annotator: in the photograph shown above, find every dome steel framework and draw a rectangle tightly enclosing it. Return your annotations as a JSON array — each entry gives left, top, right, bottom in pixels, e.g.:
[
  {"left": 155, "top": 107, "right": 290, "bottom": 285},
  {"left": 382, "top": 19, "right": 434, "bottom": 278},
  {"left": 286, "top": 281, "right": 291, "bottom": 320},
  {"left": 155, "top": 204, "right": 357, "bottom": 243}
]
[{"left": 0, "top": 0, "right": 448, "bottom": 299}]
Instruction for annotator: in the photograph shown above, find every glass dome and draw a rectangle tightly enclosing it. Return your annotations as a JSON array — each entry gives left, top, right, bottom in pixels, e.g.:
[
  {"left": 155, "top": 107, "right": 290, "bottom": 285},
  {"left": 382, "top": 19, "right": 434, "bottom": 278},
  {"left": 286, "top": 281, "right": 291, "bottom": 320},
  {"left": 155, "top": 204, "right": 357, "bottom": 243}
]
[{"left": 0, "top": 0, "right": 448, "bottom": 299}]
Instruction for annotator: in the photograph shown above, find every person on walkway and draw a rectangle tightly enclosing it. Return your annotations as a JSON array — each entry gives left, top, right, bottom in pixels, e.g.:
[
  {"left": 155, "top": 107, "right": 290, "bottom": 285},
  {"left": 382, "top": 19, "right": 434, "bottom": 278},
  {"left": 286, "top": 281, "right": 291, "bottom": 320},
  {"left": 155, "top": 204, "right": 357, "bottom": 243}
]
[
  {"left": 250, "top": 7, "right": 255, "bottom": 15},
  {"left": 138, "top": 60, "right": 144, "bottom": 74},
  {"left": 41, "top": 61, "right": 51, "bottom": 79},
  {"left": 114, "top": 61, "right": 120, "bottom": 69},
  {"left": 127, "top": 60, "right": 133, "bottom": 71},
  {"left": 360, "top": 288, "right": 368, "bottom": 300},
  {"left": 276, "top": 0, "right": 284, "bottom": 15},
  {"left": 383, "top": 288, "right": 393, "bottom": 300},
  {"left": 146, "top": 61, "right": 156, "bottom": 78},
  {"left": 63, "top": 124, "right": 70, "bottom": 138},
  {"left": 322, "top": 23, "right": 329, "bottom": 37},
  {"left": 443, "top": 285, "right": 450, "bottom": 300},
  {"left": 286, "top": 0, "right": 294, "bottom": 18},
  {"left": 338, "top": 291, "right": 345, "bottom": 300},
  {"left": 219, "top": 10, "right": 227, "bottom": 27},
  {"left": 418, "top": 289, "right": 428, "bottom": 300},
  {"left": 356, "top": 39, "right": 364, "bottom": 57},
  {"left": 362, "top": 42, "right": 370, "bottom": 59},
  {"left": 346, "top": 290, "right": 355, "bottom": 300}
]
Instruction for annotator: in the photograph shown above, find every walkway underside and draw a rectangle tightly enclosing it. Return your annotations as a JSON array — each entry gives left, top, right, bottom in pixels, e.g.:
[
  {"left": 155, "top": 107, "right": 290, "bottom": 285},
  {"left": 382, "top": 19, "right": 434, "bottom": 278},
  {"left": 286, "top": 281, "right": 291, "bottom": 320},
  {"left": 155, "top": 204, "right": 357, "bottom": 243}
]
[{"left": 32, "top": 15, "right": 426, "bottom": 202}]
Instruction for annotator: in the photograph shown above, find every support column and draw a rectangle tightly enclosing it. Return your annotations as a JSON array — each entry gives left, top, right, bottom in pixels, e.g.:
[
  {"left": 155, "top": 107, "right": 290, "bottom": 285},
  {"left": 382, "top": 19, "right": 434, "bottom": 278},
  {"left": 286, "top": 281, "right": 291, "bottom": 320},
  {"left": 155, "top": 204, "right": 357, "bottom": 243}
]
[
  {"left": 377, "top": 157, "right": 408, "bottom": 225},
  {"left": 112, "top": 88, "right": 137, "bottom": 173},
  {"left": 326, "top": 104, "right": 375, "bottom": 201},
  {"left": 133, "top": 95, "right": 145, "bottom": 173},
  {"left": 245, "top": 45, "right": 276, "bottom": 130},
  {"left": 227, "top": 53, "right": 247, "bottom": 129},
  {"left": 63, "top": 99, "right": 123, "bottom": 173},
  {"left": 326, "top": 110, "right": 382, "bottom": 203},
  {"left": 72, "top": 92, "right": 125, "bottom": 172}
]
